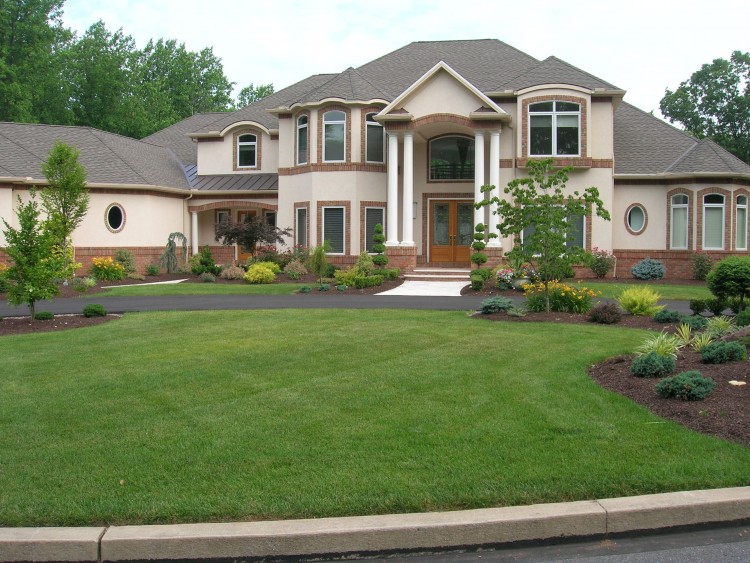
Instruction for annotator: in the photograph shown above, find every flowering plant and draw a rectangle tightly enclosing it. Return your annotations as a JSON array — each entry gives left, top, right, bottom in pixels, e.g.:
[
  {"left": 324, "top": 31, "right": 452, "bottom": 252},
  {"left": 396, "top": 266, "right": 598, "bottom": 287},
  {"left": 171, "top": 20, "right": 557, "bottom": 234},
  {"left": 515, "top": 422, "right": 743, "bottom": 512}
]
[
  {"left": 90, "top": 256, "right": 125, "bottom": 281},
  {"left": 496, "top": 268, "right": 515, "bottom": 289},
  {"left": 587, "top": 247, "right": 615, "bottom": 278},
  {"left": 524, "top": 280, "right": 601, "bottom": 313}
]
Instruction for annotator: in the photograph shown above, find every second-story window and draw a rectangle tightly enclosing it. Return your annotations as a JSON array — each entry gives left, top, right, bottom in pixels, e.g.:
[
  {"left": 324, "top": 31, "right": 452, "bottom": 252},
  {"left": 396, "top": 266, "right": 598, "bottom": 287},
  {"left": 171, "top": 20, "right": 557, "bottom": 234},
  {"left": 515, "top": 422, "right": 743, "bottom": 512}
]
[
  {"left": 365, "top": 113, "right": 384, "bottom": 163},
  {"left": 323, "top": 110, "right": 346, "bottom": 162},
  {"left": 297, "top": 115, "right": 308, "bottom": 165},
  {"left": 529, "top": 101, "right": 580, "bottom": 156},
  {"left": 237, "top": 134, "right": 257, "bottom": 168},
  {"left": 429, "top": 136, "right": 474, "bottom": 180}
]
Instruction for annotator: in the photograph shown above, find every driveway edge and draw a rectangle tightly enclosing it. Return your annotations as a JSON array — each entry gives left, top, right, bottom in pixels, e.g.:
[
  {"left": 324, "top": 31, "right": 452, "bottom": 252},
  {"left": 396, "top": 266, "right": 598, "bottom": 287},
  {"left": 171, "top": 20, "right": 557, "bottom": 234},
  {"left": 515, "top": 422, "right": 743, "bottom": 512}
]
[{"left": 2, "top": 487, "right": 750, "bottom": 562}]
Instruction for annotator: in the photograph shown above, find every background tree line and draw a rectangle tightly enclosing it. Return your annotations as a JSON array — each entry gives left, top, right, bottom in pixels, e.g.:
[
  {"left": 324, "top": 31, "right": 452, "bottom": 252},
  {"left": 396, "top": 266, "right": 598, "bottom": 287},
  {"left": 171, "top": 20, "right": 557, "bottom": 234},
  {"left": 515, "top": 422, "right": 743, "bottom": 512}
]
[{"left": 0, "top": 0, "right": 273, "bottom": 138}]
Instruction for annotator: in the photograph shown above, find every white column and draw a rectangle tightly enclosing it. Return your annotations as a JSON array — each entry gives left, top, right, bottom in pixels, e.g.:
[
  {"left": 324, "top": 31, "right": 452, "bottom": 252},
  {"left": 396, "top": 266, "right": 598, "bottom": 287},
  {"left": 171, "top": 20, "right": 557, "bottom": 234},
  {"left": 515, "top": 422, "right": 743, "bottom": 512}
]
[
  {"left": 386, "top": 132, "right": 400, "bottom": 246},
  {"left": 474, "top": 130, "right": 485, "bottom": 229},
  {"left": 401, "top": 131, "right": 414, "bottom": 246},
  {"left": 191, "top": 211, "right": 199, "bottom": 254},
  {"left": 488, "top": 129, "right": 502, "bottom": 247}
]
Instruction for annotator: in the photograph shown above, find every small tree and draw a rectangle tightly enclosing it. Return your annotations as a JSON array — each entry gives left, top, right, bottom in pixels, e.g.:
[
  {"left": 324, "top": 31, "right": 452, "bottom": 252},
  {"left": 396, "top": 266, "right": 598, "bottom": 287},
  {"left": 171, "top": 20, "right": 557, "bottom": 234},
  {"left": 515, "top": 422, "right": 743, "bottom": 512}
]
[
  {"left": 309, "top": 243, "right": 330, "bottom": 285},
  {"left": 2, "top": 192, "right": 61, "bottom": 320},
  {"left": 371, "top": 223, "right": 388, "bottom": 267},
  {"left": 160, "top": 232, "right": 188, "bottom": 273},
  {"left": 215, "top": 215, "right": 291, "bottom": 257},
  {"left": 40, "top": 141, "right": 89, "bottom": 277},
  {"left": 706, "top": 257, "right": 750, "bottom": 308},
  {"left": 477, "top": 159, "right": 610, "bottom": 312}
]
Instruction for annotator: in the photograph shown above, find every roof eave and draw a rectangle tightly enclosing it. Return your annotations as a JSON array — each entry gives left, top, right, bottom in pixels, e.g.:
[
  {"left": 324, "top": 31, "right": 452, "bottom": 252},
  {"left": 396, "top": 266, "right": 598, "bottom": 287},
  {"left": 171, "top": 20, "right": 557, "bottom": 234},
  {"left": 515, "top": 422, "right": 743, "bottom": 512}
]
[
  {"left": 469, "top": 112, "right": 512, "bottom": 123},
  {"left": 614, "top": 172, "right": 750, "bottom": 181},
  {"left": 1, "top": 177, "right": 192, "bottom": 194},
  {"left": 374, "top": 113, "right": 414, "bottom": 123}
]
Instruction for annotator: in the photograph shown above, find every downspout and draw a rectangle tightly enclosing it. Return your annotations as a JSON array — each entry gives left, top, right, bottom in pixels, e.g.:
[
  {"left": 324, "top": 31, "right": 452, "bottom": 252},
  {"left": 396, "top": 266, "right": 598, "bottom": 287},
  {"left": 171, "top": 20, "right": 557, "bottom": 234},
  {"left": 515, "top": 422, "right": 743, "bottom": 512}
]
[{"left": 184, "top": 191, "right": 195, "bottom": 256}]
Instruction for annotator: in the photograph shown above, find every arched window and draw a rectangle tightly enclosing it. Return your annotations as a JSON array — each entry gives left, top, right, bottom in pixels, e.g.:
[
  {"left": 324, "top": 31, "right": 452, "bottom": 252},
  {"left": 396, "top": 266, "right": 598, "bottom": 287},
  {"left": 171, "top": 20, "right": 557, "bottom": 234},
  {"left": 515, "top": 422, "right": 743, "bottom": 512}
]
[
  {"left": 296, "top": 115, "right": 308, "bottom": 165},
  {"left": 737, "top": 195, "right": 748, "bottom": 250},
  {"left": 670, "top": 194, "right": 689, "bottom": 249},
  {"left": 703, "top": 193, "right": 725, "bottom": 250},
  {"left": 323, "top": 110, "right": 346, "bottom": 162},
  {"left": 365, "top": 113, "right": 384, "bottom": 163},
  {"left": 429, "top": 136, "right": 474, "bottom": 180},
  {"left": 237, "top": 134, "right": 257, "bottom": 168},
  {"left": 529, "top": 101, "right": 580, "bottom": 156}
]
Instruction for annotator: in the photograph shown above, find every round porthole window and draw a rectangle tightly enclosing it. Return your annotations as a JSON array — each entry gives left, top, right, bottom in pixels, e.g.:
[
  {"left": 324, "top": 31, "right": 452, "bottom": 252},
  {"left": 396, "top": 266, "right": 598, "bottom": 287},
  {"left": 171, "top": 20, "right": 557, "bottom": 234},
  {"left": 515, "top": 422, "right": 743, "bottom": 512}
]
[
  {"left": 105, "top": 203, "right": 125, "bottom": 233},
  {"left": 626, "top": 204, "right": 646, "bottom": 235}
]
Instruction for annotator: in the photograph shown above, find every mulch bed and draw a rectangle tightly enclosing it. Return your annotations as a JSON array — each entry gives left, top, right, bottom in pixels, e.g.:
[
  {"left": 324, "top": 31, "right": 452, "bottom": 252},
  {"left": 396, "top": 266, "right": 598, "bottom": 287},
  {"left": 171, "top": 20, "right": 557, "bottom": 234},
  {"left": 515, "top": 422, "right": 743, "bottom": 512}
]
[{"left": 0, "top": 314, "right": 119, "bottom": 337}]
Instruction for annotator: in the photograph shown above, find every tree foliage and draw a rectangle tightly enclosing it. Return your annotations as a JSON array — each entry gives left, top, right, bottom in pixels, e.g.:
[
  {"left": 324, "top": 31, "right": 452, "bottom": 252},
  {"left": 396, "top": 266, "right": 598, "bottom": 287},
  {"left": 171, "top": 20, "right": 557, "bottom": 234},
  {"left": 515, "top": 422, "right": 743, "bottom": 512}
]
[
  {"left": 215, "top": 216, "right": 291, "bottom": 256},
  {"left": 2, "top": 191, "right": 61, "bottom": 320},
  {"left": 660, "top": 51, "right": 750, "bottom": 163},
  {"left": 706, "top": 257, "right": 750, "bottom": 307},
  {"left": 235, "top": 83, "right": 274, "bottom": 108},
  {"left": 478, "top": 158, "right": 610, "bottom": 312}
]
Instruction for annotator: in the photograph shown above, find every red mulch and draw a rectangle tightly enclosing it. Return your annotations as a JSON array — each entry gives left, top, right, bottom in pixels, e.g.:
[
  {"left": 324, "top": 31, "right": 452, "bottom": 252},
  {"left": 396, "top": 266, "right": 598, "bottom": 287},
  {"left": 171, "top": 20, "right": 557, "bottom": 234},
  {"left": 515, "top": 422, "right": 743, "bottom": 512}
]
[{"left": 0, "top": 314, "right": 119, "bottom": 336}]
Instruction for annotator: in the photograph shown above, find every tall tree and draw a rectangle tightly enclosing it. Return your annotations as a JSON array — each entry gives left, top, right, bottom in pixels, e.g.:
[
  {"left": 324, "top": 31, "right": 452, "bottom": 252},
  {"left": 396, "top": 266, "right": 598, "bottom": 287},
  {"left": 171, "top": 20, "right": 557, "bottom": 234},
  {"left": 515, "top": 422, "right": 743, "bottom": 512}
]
[
  {"left": 235, "top": 83, "right": 274, "bottom": 108},
  {"left": 660, "top": 51, "right": 750, "bottom": 164},
  {"left": 40, "top": 141, "right": 89, "bottom": 276}
]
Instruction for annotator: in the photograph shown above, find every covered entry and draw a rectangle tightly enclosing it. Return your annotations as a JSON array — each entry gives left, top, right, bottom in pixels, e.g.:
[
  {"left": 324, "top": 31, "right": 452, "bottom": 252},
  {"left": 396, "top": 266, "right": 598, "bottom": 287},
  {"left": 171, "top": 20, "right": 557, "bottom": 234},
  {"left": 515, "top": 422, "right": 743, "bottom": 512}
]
[{"left": 429, "top": 199, "right": 473, "bottom": 263}]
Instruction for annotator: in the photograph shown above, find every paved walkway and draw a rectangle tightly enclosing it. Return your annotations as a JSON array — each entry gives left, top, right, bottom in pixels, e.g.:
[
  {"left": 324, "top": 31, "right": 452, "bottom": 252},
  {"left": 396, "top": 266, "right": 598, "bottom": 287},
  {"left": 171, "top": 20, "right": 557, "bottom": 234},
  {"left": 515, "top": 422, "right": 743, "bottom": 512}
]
[{"left": 376, "top": 280, "right": 469, "bottom": 296}]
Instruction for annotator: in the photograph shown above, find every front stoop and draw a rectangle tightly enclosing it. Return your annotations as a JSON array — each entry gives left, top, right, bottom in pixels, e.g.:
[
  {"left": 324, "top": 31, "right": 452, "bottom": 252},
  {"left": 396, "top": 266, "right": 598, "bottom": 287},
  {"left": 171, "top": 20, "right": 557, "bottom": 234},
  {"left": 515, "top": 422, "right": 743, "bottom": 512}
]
[{"left": 405, "top": 268, "right": 471, "bottom": 282}]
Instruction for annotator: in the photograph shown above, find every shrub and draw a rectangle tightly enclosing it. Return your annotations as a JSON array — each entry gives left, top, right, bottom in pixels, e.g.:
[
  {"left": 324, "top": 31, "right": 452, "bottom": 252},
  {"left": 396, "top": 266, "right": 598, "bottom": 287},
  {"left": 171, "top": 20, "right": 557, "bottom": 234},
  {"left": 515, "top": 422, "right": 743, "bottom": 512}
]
[
  {"left": 354, "top": 251, "right": 375, "bottom": 276},
  {"left": 471, "top": 252, "right": 488, "bottom": 267},
  {"left": 371, "top": 223, "right": 387, "bottom": 261},
  {"left": 656, "top": 371, "right": 716, "bottom": 401},
  {"left": 253, "top": 247, "right": 291, "bottom": 269},
  {"left": 495, "top": 267, "right": 514, "bottom": 290},
  {"left": 473, "top": 267, "right": 494, "bottom": 281},
  {"left": 692, "top": 253, "right": 712, "bottom": 281},
  {"left": 244, "top": 264, "right": 276, "bottom": 284},
  {"left": 114, "top": 249, "right": 136, "bottom": 273},
  {"left": 318, "top": 283, "right": 330, "bottom": 291},
  {"left": 34, "top": 311, "right": 54, "bottom": 320},
  {"left": 704, "top": 315, "right": 738, "bottom": 339},
  {"left": 90, "top": 256, "right": 125, "bottom": 281},
  {"left": 470, "top": 275, "right": 484, "bottom": 291},
  {"left": 220, "top": 265, "right": 245, "bottom": 280},
  {"left": 372, "top": 254, "right": 389, "bottom": 267},
  {"left": 675, "top": 323, "right": 693, "bottom": 346},
  {"left": 680, "top": 315, "right": 708, "bottom": 330},
  {"left": 653, "top": 309, "right": 681, "bottom": 323},
  {"left": 631, "top": 257, "right": 665, "bottom": 280},
  {"left": 336, "top": 284, "right": 347, "bottom": 292},
  {"left": 283, "top": 260, "right": 308, "bottom": 281},
  {"left": 83, "top": 303, "right": 107, "bottom": 317},
  {"left": 588, "top": 247, "right": 615, "bottom": 278},
  {"left": 200, "top": 272, "right": 216, "bottom": 283},
  {"left": 700, "top": 341, "right": 746, "bottom": 364},
  {"left": 190, "top": 246, "right": 222, "bottom": 276},
  {"left": 588, "top": 302, "right": 622, "bottom": 324},
  {"left": 690, "top": 332, "right": 714, "bottom": 352},
  {"left": 481, "top": 296, "right": 514, "bottom": 314},
  {"left": 507, "top": 306, "right": 527, "bottom": 317},
  {"left": 736, "top": 308, "right": 750, "bottom": 327},
  {"left": 145, "top": 264, "right": 159, "bottom": 276},
  {"left": 127, "top": 273, "right": 145, "bottom": 281},
  {"left": 524, "top": 280, "right": 599, "bottom": 313},
  {"left": 636, "top": 332, "right": 683, "bottom": 359},
  {"left": 616, "top": 286, "right": 664, "bottom": 316},
  {"left": 705, "top": 298, "right": 727, "bottom": 316},
  {"left": 70, "top": 276, "right": 93, "bottom": 293},
  {"left": 324, "top": 264, "right": 338, "bottom": 278},
  {"left": 689, "top": 299, "right": 707, "bottom": 316},
  {"left": 247, "top": 260, "right": 281, "bottom": 275},
  {"left": 379, "top": 268, "right": 400, "bottom": 281},
  {"left": 298, "top": 285, "right": 312, "bottom": 293},
  {"left": 630, "top": 352, "right": 676, "bottom": 378},
  {"left": 706, "top": 257, "right": 750, "bottom": 306},
  {"left": 729, "top": 298, "right": 746, "bottom": 314}
]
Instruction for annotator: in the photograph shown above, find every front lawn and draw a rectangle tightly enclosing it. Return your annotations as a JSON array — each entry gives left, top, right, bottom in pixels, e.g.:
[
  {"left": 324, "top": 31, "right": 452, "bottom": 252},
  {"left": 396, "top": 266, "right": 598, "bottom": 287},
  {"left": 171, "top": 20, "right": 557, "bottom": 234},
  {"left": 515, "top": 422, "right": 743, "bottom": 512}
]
[
  {"left": 1, "top": 310, "right": 749, "bottom": 527},
  {"left": 98, "top": 282, "right": 306, "bottom": 296},
  {"left": 581, "top": 280, "right": 711, "bottom": 301}
]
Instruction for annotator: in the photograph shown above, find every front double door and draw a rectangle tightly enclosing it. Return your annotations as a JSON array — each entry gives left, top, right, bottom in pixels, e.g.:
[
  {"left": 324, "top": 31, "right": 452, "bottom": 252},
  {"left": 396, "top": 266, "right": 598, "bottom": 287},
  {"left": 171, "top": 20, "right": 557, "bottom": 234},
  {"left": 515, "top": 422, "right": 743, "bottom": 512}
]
[{"left": 430, "top": 200, "right": 473, "bottom": 263}]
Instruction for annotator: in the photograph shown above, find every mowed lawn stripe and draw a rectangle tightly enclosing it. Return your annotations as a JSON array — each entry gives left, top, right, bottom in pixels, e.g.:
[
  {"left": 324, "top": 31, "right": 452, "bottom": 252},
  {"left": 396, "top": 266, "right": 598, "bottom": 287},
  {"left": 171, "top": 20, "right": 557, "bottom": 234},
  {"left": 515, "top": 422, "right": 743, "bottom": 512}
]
[{"left": 1, "top": 309, "right": 748, "bottom": 526}]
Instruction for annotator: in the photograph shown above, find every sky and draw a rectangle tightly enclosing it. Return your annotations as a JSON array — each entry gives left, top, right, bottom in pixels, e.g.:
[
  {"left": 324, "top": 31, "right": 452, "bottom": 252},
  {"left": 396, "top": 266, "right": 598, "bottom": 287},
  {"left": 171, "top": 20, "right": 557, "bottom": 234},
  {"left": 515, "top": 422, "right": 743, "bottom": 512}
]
[{"left": 60, "top": 0, "right": 748, "bottom": 119}]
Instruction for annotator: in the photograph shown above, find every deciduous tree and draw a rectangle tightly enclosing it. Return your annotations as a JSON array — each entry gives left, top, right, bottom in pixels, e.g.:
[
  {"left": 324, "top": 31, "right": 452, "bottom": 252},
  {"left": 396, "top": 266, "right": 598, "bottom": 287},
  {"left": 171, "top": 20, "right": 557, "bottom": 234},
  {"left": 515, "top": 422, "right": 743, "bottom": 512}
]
[
  {"left": 215, "top": 216, "right": 291, "bottom": 257},
  {"left": 235, "top": 83, "right": 274, "bottom": 108}
]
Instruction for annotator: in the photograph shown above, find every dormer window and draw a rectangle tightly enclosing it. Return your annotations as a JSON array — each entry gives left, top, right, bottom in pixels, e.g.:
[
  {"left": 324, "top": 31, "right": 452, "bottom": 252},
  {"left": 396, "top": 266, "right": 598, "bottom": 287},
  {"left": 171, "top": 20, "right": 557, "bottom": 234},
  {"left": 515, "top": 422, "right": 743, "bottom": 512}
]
[
  {"left": 237, "top": 134, "right": 257, "bottom": 168},
  {"left": 365, "top": 113, "right": 384, "bottom": 163},
  {"left": 297, "top": 115, "right": 308, "bottom": 165},
  {"left": 529, "top": 101, "right": 580, "bottom": 156},
  {"left": 323, "top": 110, "right": 346, "bottom": 162}
]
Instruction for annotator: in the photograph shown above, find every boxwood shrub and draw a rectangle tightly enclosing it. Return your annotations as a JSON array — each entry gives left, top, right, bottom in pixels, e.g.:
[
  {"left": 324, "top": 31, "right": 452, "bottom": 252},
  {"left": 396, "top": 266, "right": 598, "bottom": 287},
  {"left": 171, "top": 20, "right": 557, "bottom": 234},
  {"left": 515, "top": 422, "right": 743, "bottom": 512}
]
[
  {"left": 700, "top": 341, "right": 747, "bottom": 364},
  {"left": 656, "top": 371, "right": 716, "bottom": 401},
  {"left": 83, "top": 304, "right": 107, "bottom": 317},
  {"left": 630, "top": 352, "right": 675, "bottom": 378},
  {"left": 653, "top": 309, "right": 681, "bottom": 323},
  {"left": 480, "top": 296, "right": 514, "bottom": 314}
]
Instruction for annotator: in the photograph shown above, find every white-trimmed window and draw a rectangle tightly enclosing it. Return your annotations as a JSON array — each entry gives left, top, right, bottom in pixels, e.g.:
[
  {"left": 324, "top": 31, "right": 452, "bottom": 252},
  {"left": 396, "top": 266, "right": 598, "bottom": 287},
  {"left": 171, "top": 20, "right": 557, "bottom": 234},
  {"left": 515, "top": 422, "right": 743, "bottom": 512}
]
[
  {"left": 295, "top": 208, "right": 307, "bottom": 247},
  {"left": 703, "top": 193, "right": 725, "bottom": 250},
  {"left": 323, "top": 110, "right": 346, "bottom": 162},
  {"left": 323, "top": 206, "right": 345, "bottom": 254},
  {"left": 237, "top": 134, "right": 257, "bottom": 168},
  {"left": 429, "top": 136, "right": 474, "bottom": 180},
  {"left": 736, "top": 195, "right": 747, "bottom": 250},
  {"left": 627, "top": 205, "right": 646, "bottom": 234},
  {"left": 296, "top": 115, "right": 308, "bottom": 165},
  {"left": 365, "top": 113, "right": 384, "bottom": 163},
  {"left": 670, "top": 194, "right": 689, "bottom": 249},
  {"left": 264, "top": 211, "right": 276, "bottom": 227},
  {"left": 364, "top": 207, "right": 385, "bottom": 252},
  {"left": 529, "top": 101, "right": 580, "bottom": 156},
  {"left": 216, "top": 210, "right": 230, "bottom": 225},
  {"left": 105, "top": 203, "right": 125, "bottom": 233},
  {"left": 520, "top": 214, "right": 584, "bottom": 250}
]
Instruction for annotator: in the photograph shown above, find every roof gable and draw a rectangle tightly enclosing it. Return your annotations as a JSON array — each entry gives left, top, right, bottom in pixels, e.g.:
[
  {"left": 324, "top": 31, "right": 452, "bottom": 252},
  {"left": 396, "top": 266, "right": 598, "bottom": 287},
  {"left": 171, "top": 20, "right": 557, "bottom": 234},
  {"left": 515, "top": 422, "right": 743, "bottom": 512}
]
[{"left": 496, "top": 56, "right": 620, "bottom": 93}]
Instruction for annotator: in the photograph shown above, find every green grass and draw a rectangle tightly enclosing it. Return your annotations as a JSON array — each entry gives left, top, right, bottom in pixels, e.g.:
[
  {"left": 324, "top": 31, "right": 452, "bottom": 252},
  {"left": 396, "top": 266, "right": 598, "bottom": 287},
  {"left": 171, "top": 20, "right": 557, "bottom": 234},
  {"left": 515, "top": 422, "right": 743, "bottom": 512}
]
[
  {"left": 576, "top": 280, "right": 712, "bottom": 301},
  {"left": 98, "top": 282, "right": 305, "bottom": 296},
  {"left": 1, "top": 310, "right": 749, "bottom": 527}
]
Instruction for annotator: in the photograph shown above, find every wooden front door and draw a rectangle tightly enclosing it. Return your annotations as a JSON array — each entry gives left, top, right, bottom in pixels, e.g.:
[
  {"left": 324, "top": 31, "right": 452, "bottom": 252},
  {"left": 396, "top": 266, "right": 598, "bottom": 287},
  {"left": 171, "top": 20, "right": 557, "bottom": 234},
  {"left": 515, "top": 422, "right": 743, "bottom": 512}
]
[
  {"left": 429, "top": 200, "right": 473, "bottom": 264},
  {"left": 236, "top": 210, "right": 257, "bottom": 262}
]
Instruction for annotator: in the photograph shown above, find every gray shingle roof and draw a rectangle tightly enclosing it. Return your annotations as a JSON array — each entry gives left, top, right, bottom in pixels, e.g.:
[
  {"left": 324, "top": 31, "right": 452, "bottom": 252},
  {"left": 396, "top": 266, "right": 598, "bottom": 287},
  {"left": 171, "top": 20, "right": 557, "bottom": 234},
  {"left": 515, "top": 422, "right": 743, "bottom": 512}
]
[
  {"left": 191, "top": 174, "right": 277, "bottom": 191},
  {"left": 667, "top": 138, "right": 750, "bottom": 175},
  {"left": 290, "top": 67, "right": 390, "bottom": 105},
  {"left": 143, "top": 112, "right": 228, "bottom": 165},
  {"left": 0, "top": 122, "right": 189, "bottom": 188},
  {"left": 496, "top": 56, "right": 619, "bottom": 91}
]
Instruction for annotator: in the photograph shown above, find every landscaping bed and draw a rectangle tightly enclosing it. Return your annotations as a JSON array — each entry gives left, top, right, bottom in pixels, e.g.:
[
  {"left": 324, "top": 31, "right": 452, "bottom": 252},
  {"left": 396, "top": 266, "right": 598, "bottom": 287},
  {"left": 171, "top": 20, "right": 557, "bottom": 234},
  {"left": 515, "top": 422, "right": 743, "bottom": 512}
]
[{"left": 0, "top": 314, "right": 118, "bottom": 336}]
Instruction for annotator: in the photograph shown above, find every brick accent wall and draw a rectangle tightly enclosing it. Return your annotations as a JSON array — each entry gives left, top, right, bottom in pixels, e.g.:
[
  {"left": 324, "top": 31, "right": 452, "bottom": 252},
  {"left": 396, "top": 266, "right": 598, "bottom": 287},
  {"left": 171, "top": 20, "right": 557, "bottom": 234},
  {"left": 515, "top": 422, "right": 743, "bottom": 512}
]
[
  {"left": 232, "top": 128, "right": 263, "bottom": 172},
  {"left": 279, "top": 163, "right": 386, "bottom": 175},
  {"left": 385, "top": 245, "right": 417, "bottom": 272}
]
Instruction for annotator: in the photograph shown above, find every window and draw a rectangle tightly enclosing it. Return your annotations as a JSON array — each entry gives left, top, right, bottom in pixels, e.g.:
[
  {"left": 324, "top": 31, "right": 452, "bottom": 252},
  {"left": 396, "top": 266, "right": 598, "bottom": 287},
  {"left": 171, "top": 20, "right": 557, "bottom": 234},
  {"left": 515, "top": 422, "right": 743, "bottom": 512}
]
[
  {"left": 296, "top": 208, "right": 307, "bottom": 247},
  {"left": 529, "top": 101, "right": 580, "bottom": 156},
  {"left": 520, "top": 214, "right": 584, "bottom": 250},
  {"left": 322, "top": 206, "right": 345, "bottom": 254},
  {"left": 626, "top": 205, "right": 646, "bottom": 234},
  {"left": 265, "top": 211, "right": 276, "bottom": 227},
  {"left": 429, "top": 136, "right": 474, "bottom": 180},
  {"left": 105, "top": 203, "right": 125, "bottom": 233},
  {"left": 364, "top": 207, "right": 385, "bottom": 252},
  {"left": 216, "top": 210, "right": 230, "bottom": 225},
  {"left": 703, "top": 194, "right": 725, "bottom": 250},
  {"left": 365, "top": 113, "right": 384, "bottom": 163},
  {"left": 237, "top": 134, "right": 257, "bottom": 168},
  {"left": 737, "top": 195, "right": 748, "bottom": 250},
  {"left": 296, "top": 116, "right": 308, "bottom": 165},
  {"left": 670, "top": 194, "right": 689, "bottom": 249},
  {"left": 323, "top": 110, "right": 346, "bottom": 162}
]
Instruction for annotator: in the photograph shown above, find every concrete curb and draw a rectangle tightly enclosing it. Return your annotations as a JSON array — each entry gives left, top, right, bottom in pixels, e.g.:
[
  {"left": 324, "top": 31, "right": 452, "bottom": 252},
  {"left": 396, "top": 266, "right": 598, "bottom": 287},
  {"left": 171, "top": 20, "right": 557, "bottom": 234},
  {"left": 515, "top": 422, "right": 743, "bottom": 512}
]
[{"left": 2, "top": 487, "right": 750, "bottom": 562}]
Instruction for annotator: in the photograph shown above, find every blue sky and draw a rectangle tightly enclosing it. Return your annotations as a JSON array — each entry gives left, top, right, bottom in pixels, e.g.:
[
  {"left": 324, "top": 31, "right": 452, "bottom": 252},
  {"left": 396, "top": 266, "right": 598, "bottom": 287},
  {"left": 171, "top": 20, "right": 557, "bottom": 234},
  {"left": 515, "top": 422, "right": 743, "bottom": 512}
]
[{"left": 61, "top": 0, "right": 748, "bottom": 118}]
